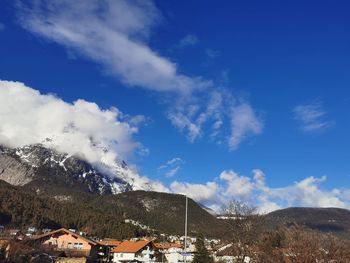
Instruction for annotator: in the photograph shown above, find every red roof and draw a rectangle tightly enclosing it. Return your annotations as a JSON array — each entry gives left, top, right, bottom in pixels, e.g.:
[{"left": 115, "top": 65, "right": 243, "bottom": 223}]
[
  {"left": 99, "top": 239, "right": 122, "bottom": 247},
  {"left": 112, "top": 240, "right": 152, "bottom": 253}
]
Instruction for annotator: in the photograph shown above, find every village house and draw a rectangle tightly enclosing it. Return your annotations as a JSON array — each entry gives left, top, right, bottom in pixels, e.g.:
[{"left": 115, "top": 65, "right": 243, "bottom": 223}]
[
  {"left": 32, "top": 228, "right": 103, "bottom": 258},
  {"left": 214, "top": 243, "right": 252, "bottom": 263},
  {"left": 99, "top": 239, "right": 122, "bottom": 261},
  {"left": 154, "top": 243, "right": 184, "bottom": 263},
  {"left": 112, "top": 240, "right": 157, "bottom": 263},
  {"left": 4, "top": 229, "right": 26, "bottom": 240},
  {"left": 27, "top": 226, "right": 37, "bottom": 234},
  {"left": 8, "top": 229, "right": 21, "bottom": 237}
]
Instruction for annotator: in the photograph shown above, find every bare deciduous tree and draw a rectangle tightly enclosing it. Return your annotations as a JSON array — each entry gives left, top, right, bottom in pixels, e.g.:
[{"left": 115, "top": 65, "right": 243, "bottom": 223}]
[
  {"left": 220, "top": 199, "right": 265, "bottom": 263},
  {"left": 253, "top": 226, "right": 350, "bottom": 263}
]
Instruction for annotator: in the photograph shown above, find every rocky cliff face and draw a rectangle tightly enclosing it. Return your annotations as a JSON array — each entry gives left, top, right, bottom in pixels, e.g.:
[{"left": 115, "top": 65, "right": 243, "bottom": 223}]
[
  {"left": 0, "top": 153, "right": 36, "bottom": 186},
  {"left": 0, "top": 144, "right": 147, "bottom": 195}
]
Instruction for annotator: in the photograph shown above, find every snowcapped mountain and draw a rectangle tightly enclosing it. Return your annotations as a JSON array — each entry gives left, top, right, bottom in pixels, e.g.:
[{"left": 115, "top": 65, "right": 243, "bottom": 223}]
[{"left": 0, "top": 143, "right": 152, "bottom": 195}]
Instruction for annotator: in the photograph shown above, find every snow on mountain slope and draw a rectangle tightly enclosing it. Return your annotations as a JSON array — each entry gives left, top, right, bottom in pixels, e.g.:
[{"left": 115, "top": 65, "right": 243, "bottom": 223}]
[{"left": 0, "top": 143, "right": 155, "bottom": 195}]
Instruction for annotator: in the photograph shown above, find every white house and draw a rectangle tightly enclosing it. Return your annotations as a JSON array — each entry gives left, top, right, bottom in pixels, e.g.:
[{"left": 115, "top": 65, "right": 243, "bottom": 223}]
[
  {"left": 27, "top": 226, "right": 37, "bottom": 234},
  {"left": 214, "top": 243, "right": 251, "bottom": 263},
  {"left": 154, "top": 243, "right": 185, "bottom": 263},
  {"left": 112, "top": 240, "right": 157, "bottom": 263}
]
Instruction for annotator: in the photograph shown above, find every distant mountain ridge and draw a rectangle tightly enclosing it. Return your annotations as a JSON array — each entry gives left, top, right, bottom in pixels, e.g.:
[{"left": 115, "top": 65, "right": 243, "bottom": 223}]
[
  {"left": 0, "top": 144, "right": 151, "bottom": 195},
  {"left": 266, "top": 207, "right": 350, "bottom": 238}
]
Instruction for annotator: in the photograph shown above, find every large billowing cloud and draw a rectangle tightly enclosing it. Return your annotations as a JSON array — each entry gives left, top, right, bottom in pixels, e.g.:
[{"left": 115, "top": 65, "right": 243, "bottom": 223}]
[
  {"left": 0, "top": 80, "right": 140, "bottom": 163},
  {"left": 0, "top": 80, "right": 172, "bottom": 192},
  {"left": 171, "top": 168, "right": 350, "bottom": 214},
  {"left": 15, "top": 0, "right": 263, "bottom": 151}
]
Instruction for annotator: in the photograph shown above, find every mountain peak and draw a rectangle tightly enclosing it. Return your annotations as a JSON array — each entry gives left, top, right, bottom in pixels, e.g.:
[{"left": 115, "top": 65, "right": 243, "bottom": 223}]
[{"left": 0, "top": 144, "right": 152, "bottom": 196}]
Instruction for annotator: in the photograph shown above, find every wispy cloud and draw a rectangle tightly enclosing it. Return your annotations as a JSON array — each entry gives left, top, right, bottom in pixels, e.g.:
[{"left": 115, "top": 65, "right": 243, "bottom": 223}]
[
  {"left": 293, "top": 101, "right": 334, "bottom": 132},
  {"left": 158, "top": 157, "right": 184, "bottom": 178},
  {"left": 168, "top": 91, "right": 263, "bottom": 150},
  {"left": 0, "top": 22, "right": 5, "bottom": 31},
  {"left": 15, "top": 0, "right": 263, "bottom": 152},
  {"left": 177, "top": 34, "right": 198, "bottom": 48},
  {"left": 229, "top": 103, "right": 263, "bottom": 150},
  {"left": 205, "top": 48, "right": 220, "bottom": 58},
  {"left": 15, "top": 0, "right": 208, "bottom": 94}
]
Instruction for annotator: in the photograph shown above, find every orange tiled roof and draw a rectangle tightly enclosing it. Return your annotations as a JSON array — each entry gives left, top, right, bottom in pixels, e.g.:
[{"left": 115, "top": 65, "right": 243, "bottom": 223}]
[
  {"left": 154, "top": 243, "right": 183, "bottom": 249},
  {"left": 112, "top": 240, "right": 152, "bottom": 253},
  {"left": 99, "top": 239, "right": 122, "bottom": 247}
]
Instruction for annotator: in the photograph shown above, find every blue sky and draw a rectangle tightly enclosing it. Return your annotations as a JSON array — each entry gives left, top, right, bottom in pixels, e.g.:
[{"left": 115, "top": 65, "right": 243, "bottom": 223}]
[{"left": 0, "top": 0, "right": 350, "bottom": 212}]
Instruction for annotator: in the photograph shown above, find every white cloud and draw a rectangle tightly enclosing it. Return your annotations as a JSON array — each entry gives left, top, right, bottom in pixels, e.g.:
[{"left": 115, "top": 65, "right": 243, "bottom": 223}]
[
  {"left": 229, "top": 103, "right": 263, "bottom": 150},
  {"left": 167, "top": 104, "right": 204, "bottom": 142},
  {"left": 219, "top": 170, "right": 254, "bottom": 198},
  {"left": 251, "top": 169, "right": 348, "bottom": 213},
  {"left": 165, "top": 167, "right": 180, "bottom": 178},
  {"left": 166, "top": 157, "right": 183, "bottom": 165},
  {"left": 293, "top": 101, "right": 334, "bottom": 132},
  {"left": 0, "top": 80, "right": 140, "bottom": 162},
  {"left": 170, "top": 168, "right": 350, "bottom": 214},
  {"left": 282, "top": 176, "right": 346, "bottom": 208},
  {"left": 205, "top": 49, "right": 220, "bottom": 58},
  {"left": 168, "top": 90, "right": 263, "bottom": 150},
  {"left": 170, "top": 181, "right": 219, "bottom": 203},
  {"left": 158, "top": 157, "right": 184, "bottom": 178},
  {"left": 16, "top": 0, "right": 209, "bottom": 94},
  {"left": 0, "top": 80, "right": 172, "bottom": 192},
  {"left": 177, "top": 34, "right": 198, "bottom": 48}
]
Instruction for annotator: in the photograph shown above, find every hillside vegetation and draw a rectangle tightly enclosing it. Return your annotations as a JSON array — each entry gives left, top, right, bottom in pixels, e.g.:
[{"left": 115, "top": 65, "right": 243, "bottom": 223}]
[
  {"left": 93, "top": 190, "right": 226, "bottom": 237},
  {"left": 0, "top": 180, "right": 145, "bottom": 239},
  {"left": 0, "top": 180, "right": 226, "bottom": 238}
]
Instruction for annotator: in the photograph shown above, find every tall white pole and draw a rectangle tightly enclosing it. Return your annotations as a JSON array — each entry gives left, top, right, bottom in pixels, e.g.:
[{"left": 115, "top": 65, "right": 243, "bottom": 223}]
[
  {"left": 161, "top": 234, "right": 165, "bottom": 263},
  {"left": 184, "top": 195, "right": 188, "bottom": 263}
]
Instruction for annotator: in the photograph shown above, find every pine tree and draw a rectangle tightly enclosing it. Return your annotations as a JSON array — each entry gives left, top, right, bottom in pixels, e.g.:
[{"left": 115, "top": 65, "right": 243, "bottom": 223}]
[{"left": 192, "top": 235, "right": 213, "bottom": 263}]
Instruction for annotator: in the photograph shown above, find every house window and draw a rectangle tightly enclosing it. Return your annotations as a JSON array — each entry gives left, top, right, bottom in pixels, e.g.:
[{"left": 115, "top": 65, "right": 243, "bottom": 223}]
[
  {"left": 73, "top": 242, "right": 83, "bottom": 250},
  {"left": 120, "top": 253, "right": 123, "bottom": 258},
  {"left": 68, "top": 242, "right": 73, "bottom": 249}
]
